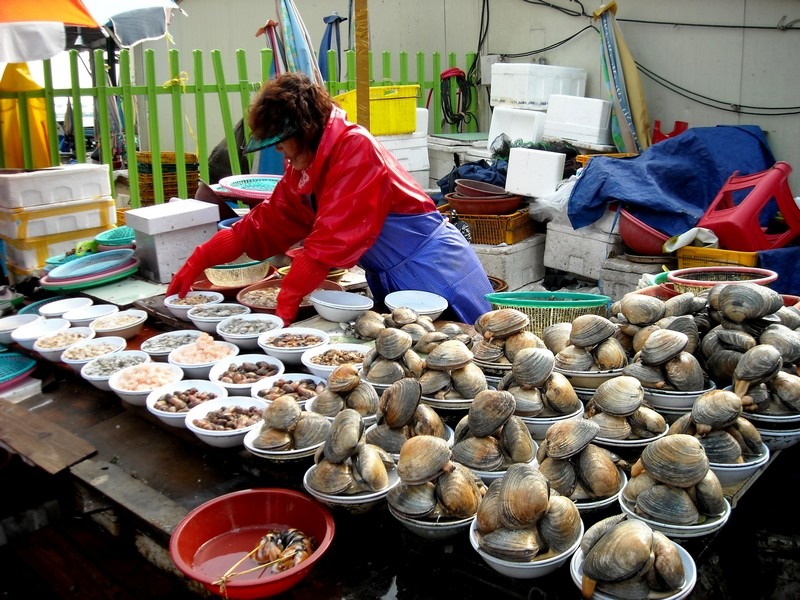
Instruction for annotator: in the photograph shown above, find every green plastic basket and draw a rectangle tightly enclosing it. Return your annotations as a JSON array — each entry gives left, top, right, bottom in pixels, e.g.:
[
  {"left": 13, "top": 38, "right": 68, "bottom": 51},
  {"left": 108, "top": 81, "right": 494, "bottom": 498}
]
[
  {"left": 484, "top": 291, "right": 611, "bottom": 337},
  {"left": 95, "top": 226, "right": 135, "bottom": 246}
]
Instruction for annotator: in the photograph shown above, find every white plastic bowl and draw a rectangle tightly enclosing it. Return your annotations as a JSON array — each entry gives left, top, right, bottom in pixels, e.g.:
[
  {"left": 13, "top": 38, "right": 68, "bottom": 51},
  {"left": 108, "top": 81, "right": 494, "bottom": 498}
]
[
  {"left": 187, "top": 303, "right": 251, "bottom": 333},
  {"left": 90, "top": 308, "right": 148, "bottom": 340},
  {"left": 208, "top": 353, "right": 286, "bottom": 396},
  {"left": 257, "top": 326, "right": 330, "bottom": 365},
  {"left": 0, "top": 313, "right": 43, "bottom": 345},
  {"left": 163, "top": 291, "right": 224, "bottom": 321},
  {"left": 302, "top": 463, "right": 400, "bottom": 513},
  {"left": 167, "top": 340, "right": 240, "bottom": 379},
  {"left": 185, "top": 396, "right": 268, "bottom": 448},
  {"left": 756, "top": 426, "right": 800, "bottom": 452},
  {"left": 309, "top": 290, "right": 374, "bottom": 323},
  {"left": 60, "top": 336, "right": 127, "bottom": 373},
  {"left": 140, "top": 329, "right": 205, "bottom": 362},
  {"left": 63, "top": 303, "right": 119, "bottom": 327},
  {"left": 642, "top": 383, "right": 717, "bottom": 410},
  {"left": 384, "top": 290, "right": 448, "bottom": 321},
  {"left": 108, "top": 361, "right": 184, "bottom": 406},
  {"left": 300, "top": 343, "right": 369, "bottom": 379},
  {"left": 708, "top": 442, "right": 770, "bottom": 487},
  {"left": 469, "top": 516, "right": 583, "bottom": 579},
  {"left": 32, "top": 326, "right": 96, "bottom": 362},
  {"left": 80, "top": 350, "right": 151, "bottom": 392},
  {"left": 11, "top": 317, "right": 70, "bottom": 350},
  {"left": 618, "top": 491, "right": 731, "bottom": 539},
  {"left": 145, "top": 379, "right": 229, "bottom": 428},
  {"left": 519, "top": 404, "right": 584, "bottom": 441},
  {"left": 570, "top": 540, "right": 696, "bottom": 600},
  {"left": 250, "top": 373, "right": 327, "bottom": 407},
  {"left": 37, "top": 296, "right": 93, "bottom": 318},
  {"left": 216, "top": 313, "right": 285, "bottom": 351},
  {"left": 388, "top": 504, "right": 473, "bottom": 540}
]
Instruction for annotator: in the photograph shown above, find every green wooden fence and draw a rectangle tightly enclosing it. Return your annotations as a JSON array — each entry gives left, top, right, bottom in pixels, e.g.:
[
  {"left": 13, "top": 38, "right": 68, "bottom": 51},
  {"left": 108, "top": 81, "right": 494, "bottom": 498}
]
[{"left": 0, "top": 47, "right": 478, "bottom": 209}]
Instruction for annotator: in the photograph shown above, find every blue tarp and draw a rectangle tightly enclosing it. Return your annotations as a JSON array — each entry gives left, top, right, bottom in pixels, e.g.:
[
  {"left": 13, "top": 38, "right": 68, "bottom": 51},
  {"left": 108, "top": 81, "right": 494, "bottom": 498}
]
[{"left": 567, "top": 125, "right": 776, "bottom": 237}]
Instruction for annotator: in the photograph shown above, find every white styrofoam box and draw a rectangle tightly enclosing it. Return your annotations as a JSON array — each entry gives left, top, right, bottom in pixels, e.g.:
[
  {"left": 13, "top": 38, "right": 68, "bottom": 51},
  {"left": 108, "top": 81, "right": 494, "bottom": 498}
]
[
  {"left": 126, "top": 199, "right": 221, "bottom": 283},
  {"left": 378, "top": 133, "right": 430, "bottom": 172},
  {"left": 488, "top": 106, "right": 546, "bottom": 147},
  {"left": 472, "top": 234, "right": 546, "bottom": 291},
  {"left": 2, "top": 225, "right": 113, "bottom": 271},
  {"left": 416, "top": 108, "right": 429, "bottom": 135},
  {"left": 0, "top": 164, "right": 111, "bottom": 209},
  {"left": 490, "top": 63, "right": 587, "bottom": 110},
  {"left": 409, "top": 170, "right": 430, "bottom": 189},
  {"left": 544, "top": 222, "right": 625, "bottom": 281},
  {"left": 0, "top": 196, "right": 116, "bottom": 240},
  {"left": 544, "top": 94, "right": 612, "bottom": 146},
  {"left": 428, "top": 141, "right": 471, "bottom": 180},
  {"left": 599, "top": 256, "right": 664, "bottom": 301},
  {"left": 505, "top": 147, "right": 566, "bottom": 198}
]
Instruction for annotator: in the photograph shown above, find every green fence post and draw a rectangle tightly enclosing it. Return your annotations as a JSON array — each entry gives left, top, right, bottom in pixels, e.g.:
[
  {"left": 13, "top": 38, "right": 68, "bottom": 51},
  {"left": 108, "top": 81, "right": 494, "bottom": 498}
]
[
  {"left": 416, "top": 52, "right": 427, "bottom": 124},
  {"left": 94, "top": 49, "right": 114, "bottom": 193},
  {"left": 17, "top": 89, "right": 33, "bottom": 169},
  {"left": 381, "top": 51, "right": 392, "bottom": 84},
  {"left": 167, "top": 49, "right": 189, "bottom": 199},
  {"left": 144, "top": 49, "right": 164, "bottom": 204},
  {"left": 41, "top": 59, "right": 60, "bottom": 165},
  {"left": 211, "top": 50, "right": 240, "bottom": 179},
  {"left": 193, "top": 50, "right": 210, "bottom": 184},
  {"left": 236, "top": 49, "right": 254, "bottom": 174},
  {"left": 431, "top": 53, "right": 442, "bottom": 135},
  {"left": 69, "top": 50, "right": 87, "bottom": 163},
  {"left": 119, "top": 50, "right": 140, "bottom": 208}
]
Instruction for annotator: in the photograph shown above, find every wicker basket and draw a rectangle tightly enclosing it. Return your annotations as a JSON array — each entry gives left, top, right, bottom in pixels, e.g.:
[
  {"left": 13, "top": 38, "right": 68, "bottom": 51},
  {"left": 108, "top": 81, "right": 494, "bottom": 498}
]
[
  {"left": 438, "top": 203, "right": 537, "bottom": 245},
  {"left": 484, "top": 291, "right": 611, "bottom": 337},
  {"left": 667, "top": 266, "right": 778, "bottom": 294},
  {"left": 204, "top": 259, "right": 272, "bottom": 287}
]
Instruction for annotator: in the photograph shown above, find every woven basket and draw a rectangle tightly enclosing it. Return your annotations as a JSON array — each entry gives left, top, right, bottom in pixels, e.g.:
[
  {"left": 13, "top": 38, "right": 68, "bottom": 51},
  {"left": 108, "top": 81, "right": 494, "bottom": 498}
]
[
  {"left": 204, "top": 259, "right": 272, "bottom": 287},
  {"left": 484, "top": 291, "right": 611, "bottom": 337},
  {"left": 666, "top": 266, "right": 778, "bottom": 294}
]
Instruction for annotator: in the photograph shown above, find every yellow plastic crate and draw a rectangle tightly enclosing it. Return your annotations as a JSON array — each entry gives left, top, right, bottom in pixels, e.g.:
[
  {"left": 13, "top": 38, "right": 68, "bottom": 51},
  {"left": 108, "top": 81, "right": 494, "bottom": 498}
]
[
  {"left": 676, "top": 246, "right": 759, "bottom": 269},
  {"left": 334, "top": 85, "right": 419, "bottom": 136}
]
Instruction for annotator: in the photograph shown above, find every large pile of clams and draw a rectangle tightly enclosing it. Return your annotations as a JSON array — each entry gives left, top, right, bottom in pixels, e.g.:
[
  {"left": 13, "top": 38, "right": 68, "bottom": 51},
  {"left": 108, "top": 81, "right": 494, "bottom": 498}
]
[
  {"left": 307, "top": 364, "right": 380, "bottom": 421},
  {"left": 584, "top": 375, "right": 667, "bottom": 441},
  {"left": 251, "top": 394, "right": 331, "bottom": 451},
  {"left": 474, "top": 462, "right": 583, "bottom": 562},
  {"left": 579, "top": 514, "right": 688, "bottom": 599}
]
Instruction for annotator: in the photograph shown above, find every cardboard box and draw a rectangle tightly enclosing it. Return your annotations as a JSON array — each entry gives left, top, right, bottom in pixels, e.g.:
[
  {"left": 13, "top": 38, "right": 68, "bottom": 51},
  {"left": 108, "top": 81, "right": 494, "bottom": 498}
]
[
  {"left": 0, "top": 164, "right": 111, "bottom": 209},
  {"left": 505, "top": 147, "right": 565, "bottom": 198},
  {"left": 0, "top": 196, "right": 116, "bottom": 239},
  {"left": 544, "top": 222, "right": 625, "bottom": 280},
  {"left": 472, "top": 234, "right": 546, "bottom": 291},
  {"left": 490, "top": 63, "right": 586, "bottom": 110},
  {"left": 126, "top": 199, "right": 221, "bottom": 283}
]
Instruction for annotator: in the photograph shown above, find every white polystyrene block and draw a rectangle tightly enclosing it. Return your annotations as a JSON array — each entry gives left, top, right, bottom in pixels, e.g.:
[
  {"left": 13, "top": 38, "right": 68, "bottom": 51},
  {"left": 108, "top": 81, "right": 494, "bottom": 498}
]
[
  {"left": 544, "top": 94, "right": 613, "bottom": 145},
  {"left": 543, "top": 222, "right": 625, "bottom": 280},
  {"left": 490, "top": 63, "right": 587, "bottom": 110},
  {"left": 505, "top": 147, "right": 566, "bottom": 198},
  {"left": 0, "top": 196, "right": 116, "bottom": 239},
  {"left": 488, "top": 106, "right": 546, "bottom": 147},
  {"left": 0, "top": 164, "right": 111, "bottom": 209}
]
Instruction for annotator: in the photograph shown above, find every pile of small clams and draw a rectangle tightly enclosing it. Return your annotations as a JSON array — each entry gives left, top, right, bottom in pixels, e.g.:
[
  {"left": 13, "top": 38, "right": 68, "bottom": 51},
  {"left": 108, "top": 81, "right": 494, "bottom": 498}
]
[
  {"left": 389, "top": 434, "right": 487, "bottom": 520},
  {"left": 584, "top": 375, "right": 667, "bottom": 441},
  {"left": 667, "top": 389, "right": 764, "bottom": 463},
  {"left": 251, "top": 394, "right": 331, "bottom": 451},
  {"left": 474, "top": 462, "right": 583, "bottom": 562},
  {"left": 622, "top": 326, "right": 710, "bottom": 392},
  {"left": 728, "top": 341, "right": 800, "bottom": 417},
  {"left": 355, "top": 307, "right": 472, "bottom": 349},
  {"left": 365, "top": 377, "right": 450, "bottom": 454},
  {"left": 550, "top": 314, "right": 630, "bottom": 373},
  {"left": 471, "top": 308, "right": 546, "bottom": 367},
  {"left": 305, "top": 408, "right": 396, "bottom": 495},
  {"left": 624, "top": 433, "right": 727, "bottom": 525},
  {"left": 579, "top": 514, "right": 687, "bottom": 599},
  {"left": 535, "top": 418, "right": 625, "bottom": 502},
  {"left": 450, "top": 389, "right": 536, "bottom": 472},
  {"left": 495, "top": 346, "right": 584, "bottom": 418},
  {"left": 307, "top": 364, "right": 380, "bottom": 421}
]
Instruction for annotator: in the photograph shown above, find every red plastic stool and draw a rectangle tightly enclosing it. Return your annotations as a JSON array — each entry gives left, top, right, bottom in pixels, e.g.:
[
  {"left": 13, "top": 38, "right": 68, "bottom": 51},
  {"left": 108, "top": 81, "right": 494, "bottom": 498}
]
[
  {"left": 652, "top": 120, "right": 688, "bottom": 143},
  {"left": 696, "top": 161, "right": 800, "bottom": 252}
]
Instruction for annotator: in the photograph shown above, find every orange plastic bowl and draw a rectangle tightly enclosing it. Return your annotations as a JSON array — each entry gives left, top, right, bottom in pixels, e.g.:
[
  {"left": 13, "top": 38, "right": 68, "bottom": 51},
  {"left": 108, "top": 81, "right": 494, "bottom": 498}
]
[{"left": 170, "top": 488, "right": 335, "bottom": 599}]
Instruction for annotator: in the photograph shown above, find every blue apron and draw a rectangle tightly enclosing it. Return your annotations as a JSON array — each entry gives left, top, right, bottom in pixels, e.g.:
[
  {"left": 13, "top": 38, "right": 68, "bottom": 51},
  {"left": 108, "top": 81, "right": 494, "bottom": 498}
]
[{"left": 358, "top": 211, "right": 493, "bottom": 324}]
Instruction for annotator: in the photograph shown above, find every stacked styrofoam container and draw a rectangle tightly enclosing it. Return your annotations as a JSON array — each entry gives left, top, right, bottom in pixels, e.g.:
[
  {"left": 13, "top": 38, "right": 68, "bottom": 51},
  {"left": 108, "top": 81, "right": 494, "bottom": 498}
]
[
  {"left": 0, "top": 164, "right": 115, "bottom": 280},
  {"left": 543, "top": 94, "right": 613, "bottom": 146},
  {"left": 490, "top": 63, "right": 587, "bottom": 111}
]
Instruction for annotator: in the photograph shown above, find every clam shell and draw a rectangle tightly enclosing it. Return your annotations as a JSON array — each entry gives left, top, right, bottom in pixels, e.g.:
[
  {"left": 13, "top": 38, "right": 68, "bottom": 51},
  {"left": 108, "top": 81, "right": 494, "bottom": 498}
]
[
  {"left": 365, "top": 422, "right": 409, "bottom": 453},
  {"left": 345, "top": 381, "right": 380, "bottom": 418},
  {"left": 291, "top": 412, "right": 332, "bottom": 448},
  {"left": 413, "top": 331, "right": 450, "bottom": 354},
  {"left": 379, "top": 377, "right": 422, "bottom": 428},
  {"left": 591, "top": 375, "right": 643, "bottom": 416},
  {"left": 476, "top": 308, "right": 530, "bottom": 340},
  {"left": 478, "top": 526, "right": 541, "bottom": 562},
  {"left": 387, "top": 481, "right": 437, "bottom": 518},
  {"left": 451, "top": 362, "right": 489, "bottom": 399},
  {"left": 582, "top": 519, "right": 654, "bottom": 583},
  {"left": 620, "top": 294, "right": 666, "bottom": 326},
  {"left": 718, "top": 282, "right": 783, "bottom": 323},
  {"left": 499, "top": 462, "right": 550, "bottom": 529},
  {"left": 452, "top": 435, "right": 505, "bottom": 471},
  {"left": 425, "top": 339, "right": 474, "bottom": 370},
  {"left": 354, "top": 443, "right": 391, "bottom": 491},
  {"left": 664, "top": 351, "right": 706, "bottom": 391},
  {"left": 759, "top": 323, "right": 800, "bottom": 365},
  {"left": 691, "top": 389, "right": 743, "bottom": 433},
  {"left": 355, "top": 311, "right": 386, "bottom": 339},
  {"left": 537, "top": 494, "right": 582, "bottom": 553},
  {"left": 469, "top": 389, "right": 516, "bottom": 437},
  {"left": 327, "top": 363, "right": 362, "bottom": 393},
  {"left": 366, "top": 357, "right": 406, "bottom": 385},
  {"left": 262, "top": 394, "right": 302, "bottom": 431},
  {"left": 391, "top": 306, "right": 419, "bottom": 326},
  {"left": 397, "top": 434, "right": 453, "bottom": 485},
  {"left": 435, "top": 462, "right": 484, "bottom": 518},
  {"left": 408, "top": 404, "right": 447, "bottom": 439},
  {"left": 640, "top": 329, "right": 689, "bottom": 365},
  {"left": 542, "top": 418, "right": 599, "bottom": 459},
  {"left": 542, "top": 322, "right": 573, "bottom": 355},
  {"left": 634, "top": 483, "right": 699, "bottom": 525},
  {"left": 663, "top": 292, "right": 697, "bottom": 317},
  {"left": 323, "top": 408, "right": 365, "bottom": 463},
  {"left": 375, "top": 327, "right": 413, "bottom": 360},
  {"left": 418, "top": 369, "right": 452, "bottom": 396},
  {"left": 512, "top": 347, "right": 556, "bottom": 389},
  {"left": 499, "top": 416, "right": 536, "bottom": 464},
  {"left": 592, "top": 336, "right": 629, "bottom": 370},
  {"left": 504, "top": 330, "right": 546, "bottom": 362},
  {"left": 697, "top": 429, "right": 744, "bottom": 463},
  {"left": 577, "top": 443, "right": 622, "bottom": 498},
  {"left": 639, "top": 433, "right": 709, "bottom": 488},
  {"left": 569, "top": 314, "right": 617, "bottom": 348},
  {"left": 542, "top": 372, "right": 582, "bottom": 415},
  {"left": 306, "top": 458, "right": 354, "bottom": 494}
]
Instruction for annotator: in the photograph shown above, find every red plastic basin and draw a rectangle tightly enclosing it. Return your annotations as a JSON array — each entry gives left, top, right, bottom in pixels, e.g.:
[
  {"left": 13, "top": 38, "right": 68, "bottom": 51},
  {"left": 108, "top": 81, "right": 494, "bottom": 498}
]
[{"left": 619, "top": 208, "right": 670, "bottom": 256}]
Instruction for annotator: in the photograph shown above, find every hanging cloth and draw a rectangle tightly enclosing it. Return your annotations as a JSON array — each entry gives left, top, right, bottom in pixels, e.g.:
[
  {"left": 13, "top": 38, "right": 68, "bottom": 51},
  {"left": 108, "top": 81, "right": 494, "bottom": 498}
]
[
  {"left": 319, "top": 13, "right": 347, "bottom": 82},
  {"left": 0, "top": 63, "right": 50, "bottom": 169}
]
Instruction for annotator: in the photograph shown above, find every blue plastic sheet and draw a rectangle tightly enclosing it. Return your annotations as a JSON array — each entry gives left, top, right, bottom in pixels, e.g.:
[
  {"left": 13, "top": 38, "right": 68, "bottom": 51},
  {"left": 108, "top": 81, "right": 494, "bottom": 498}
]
[{"left": 567, "top": 125, "right": 775, "bottom": 237}]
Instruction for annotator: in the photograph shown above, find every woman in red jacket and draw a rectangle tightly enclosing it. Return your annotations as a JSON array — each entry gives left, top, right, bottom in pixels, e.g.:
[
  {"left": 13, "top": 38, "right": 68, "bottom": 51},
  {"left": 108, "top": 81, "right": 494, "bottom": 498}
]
[{"left": 167, "top": 73, "right": 492, "bottom": 325}]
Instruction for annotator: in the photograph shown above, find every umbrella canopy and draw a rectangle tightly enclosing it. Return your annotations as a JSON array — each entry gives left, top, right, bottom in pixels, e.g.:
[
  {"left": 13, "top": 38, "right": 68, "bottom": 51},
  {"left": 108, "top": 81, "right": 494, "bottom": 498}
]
[
  {"left": 593, "top": 1, "right": 651, "bottom": 153},
  {"left": 0, "top": 0, "right": 182, "bottom": 63}
]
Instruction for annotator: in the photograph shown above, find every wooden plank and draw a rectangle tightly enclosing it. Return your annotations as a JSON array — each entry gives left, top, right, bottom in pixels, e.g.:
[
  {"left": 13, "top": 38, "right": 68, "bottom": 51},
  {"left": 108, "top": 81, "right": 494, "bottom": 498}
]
[
  {"left": 71, "top": 458, "right": 189, "bottom": 535},
  {"left": 0, "top": 399, "right": 95, "bottom": 475}
]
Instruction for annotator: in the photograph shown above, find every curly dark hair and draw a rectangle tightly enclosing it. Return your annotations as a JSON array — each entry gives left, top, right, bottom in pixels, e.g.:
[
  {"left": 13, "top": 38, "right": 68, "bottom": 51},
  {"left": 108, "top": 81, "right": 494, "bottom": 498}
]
[{"left": 247, "top": 73, "right": 334, "bottom": 152}]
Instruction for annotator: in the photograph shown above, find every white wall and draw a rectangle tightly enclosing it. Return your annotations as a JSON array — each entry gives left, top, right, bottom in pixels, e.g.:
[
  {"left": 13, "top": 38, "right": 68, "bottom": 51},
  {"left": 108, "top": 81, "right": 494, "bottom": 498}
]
[{"left": 147, "top": 0, "right": 800, "bottom": 188}]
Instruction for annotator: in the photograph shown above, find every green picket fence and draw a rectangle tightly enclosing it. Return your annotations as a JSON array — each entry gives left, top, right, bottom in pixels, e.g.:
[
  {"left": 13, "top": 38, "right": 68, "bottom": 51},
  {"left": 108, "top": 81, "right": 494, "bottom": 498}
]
[{"left": 0, "top": 47, "right": 478, "bottom": 209}]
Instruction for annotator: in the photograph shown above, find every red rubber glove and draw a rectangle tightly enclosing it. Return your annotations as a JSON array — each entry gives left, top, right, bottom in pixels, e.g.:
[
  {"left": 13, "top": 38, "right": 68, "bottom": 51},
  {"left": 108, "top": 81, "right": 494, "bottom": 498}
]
[
  {"left": 166, "top": 228, "right": 245, "bottom": 298},
  {"left": 275, "top": 253, "right": 331, "bottom": 325}
]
